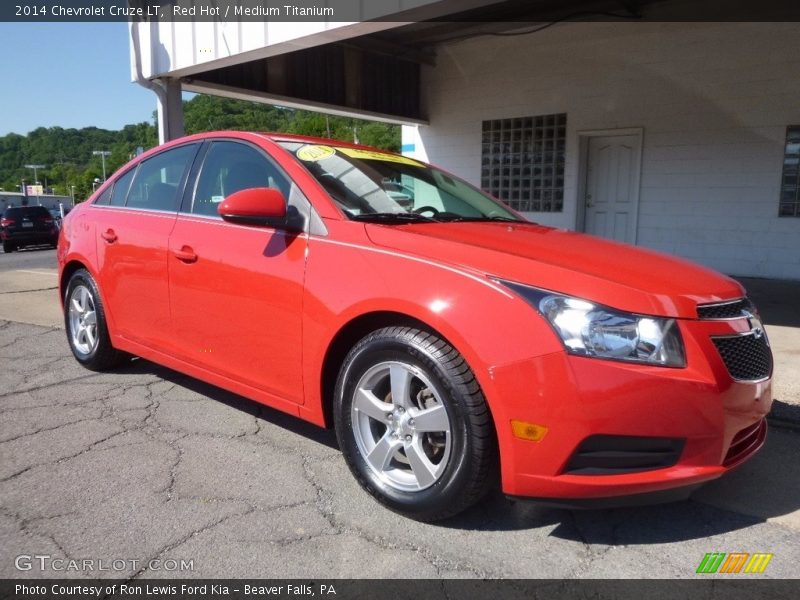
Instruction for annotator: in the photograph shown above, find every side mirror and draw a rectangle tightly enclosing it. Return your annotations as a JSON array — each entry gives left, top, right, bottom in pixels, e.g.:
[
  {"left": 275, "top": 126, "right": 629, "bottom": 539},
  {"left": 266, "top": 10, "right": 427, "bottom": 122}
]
[{"left": 218, "top": 187, "right": 287, "bottom": 227}]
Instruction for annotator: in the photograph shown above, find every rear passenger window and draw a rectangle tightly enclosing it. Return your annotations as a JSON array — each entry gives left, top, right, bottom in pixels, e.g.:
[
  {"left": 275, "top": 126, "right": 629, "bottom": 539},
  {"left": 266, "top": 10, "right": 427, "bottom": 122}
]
[
  {"left": 94, "top": 184, "right": 113, "bottom": 205},
  {"left": 109, "top": 167, "right": 136, "bottom": 207},
  {"left": 126, "top": 144, "right": 197, "bottom": 211},
  {"left": 191, "top": 141, "right": 290, "bottom": 217}
]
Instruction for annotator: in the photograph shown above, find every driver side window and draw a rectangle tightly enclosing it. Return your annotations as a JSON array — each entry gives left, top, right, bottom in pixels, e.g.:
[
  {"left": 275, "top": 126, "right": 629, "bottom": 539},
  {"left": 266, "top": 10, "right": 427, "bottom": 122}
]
[{"left": 191, "top": 141, "right": 290, "bottom": 217}]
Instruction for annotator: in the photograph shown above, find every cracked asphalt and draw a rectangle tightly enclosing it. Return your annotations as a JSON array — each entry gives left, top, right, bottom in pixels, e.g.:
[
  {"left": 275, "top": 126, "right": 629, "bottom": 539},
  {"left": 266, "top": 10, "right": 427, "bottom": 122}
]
[{"left": 1, "top": 249, "right": 799, "bottom": 579}]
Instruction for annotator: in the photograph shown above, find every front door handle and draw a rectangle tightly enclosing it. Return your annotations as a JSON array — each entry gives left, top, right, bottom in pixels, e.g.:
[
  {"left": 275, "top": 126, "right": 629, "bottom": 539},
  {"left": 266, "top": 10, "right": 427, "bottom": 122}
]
[
  {"left": 173, "top": 246, "right": 198, "bottom": 263},
  {"left": 101, "top": 229, "right": 117, "bottom": 243}
]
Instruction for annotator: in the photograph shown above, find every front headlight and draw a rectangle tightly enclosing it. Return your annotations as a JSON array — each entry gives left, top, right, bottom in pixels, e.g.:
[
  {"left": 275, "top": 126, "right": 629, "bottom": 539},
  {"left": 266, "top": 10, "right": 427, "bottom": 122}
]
[{"left": 497, "top": 280, "right": 686, "bottom": 367}]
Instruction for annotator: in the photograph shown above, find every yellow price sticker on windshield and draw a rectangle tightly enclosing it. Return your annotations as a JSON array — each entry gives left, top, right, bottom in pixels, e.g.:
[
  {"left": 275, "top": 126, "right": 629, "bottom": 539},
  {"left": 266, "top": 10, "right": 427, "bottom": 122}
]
[
  {"left": 297, "top": 145, "right": 336, "bottom": 161},
  {"left": 337, "top": 147, "right": 423, "bottom": 167}
]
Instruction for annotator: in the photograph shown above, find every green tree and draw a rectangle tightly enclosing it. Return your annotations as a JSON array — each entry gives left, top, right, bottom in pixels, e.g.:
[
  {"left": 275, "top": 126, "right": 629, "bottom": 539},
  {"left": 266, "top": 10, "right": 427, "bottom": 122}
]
[{"left": 0, "top": 94, "right": 401, "bottom": 199}]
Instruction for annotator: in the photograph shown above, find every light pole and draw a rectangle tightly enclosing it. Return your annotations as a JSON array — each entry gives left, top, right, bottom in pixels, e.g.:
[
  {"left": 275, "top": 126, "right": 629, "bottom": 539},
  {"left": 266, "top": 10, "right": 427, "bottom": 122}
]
[
  {"left": 70, "top": 185, "right": 75, "bottom": 203},
  {"left": 24, "top": 164, "right": 45, "bottom": 188},
  {"left": 93, "top": 150, "right": 111, "bottom": 181},
  {"left": 92, "top": 178, "right": 102, "bottom": 192}
]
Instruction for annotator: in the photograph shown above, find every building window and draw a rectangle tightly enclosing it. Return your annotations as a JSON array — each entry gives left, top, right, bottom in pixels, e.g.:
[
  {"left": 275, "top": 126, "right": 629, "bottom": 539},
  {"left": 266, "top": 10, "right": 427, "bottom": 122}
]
[
  {"left": 481, "top": 113, "right": 566, "bottom": 212},
  {"left": 780, "top": 126, "right": 800, "bottom": 217}
]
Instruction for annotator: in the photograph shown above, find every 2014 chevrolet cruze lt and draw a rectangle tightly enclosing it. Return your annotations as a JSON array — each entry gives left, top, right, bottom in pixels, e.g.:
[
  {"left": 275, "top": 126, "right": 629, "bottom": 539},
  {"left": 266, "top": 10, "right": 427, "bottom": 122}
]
[{"left": 58, "top": 132, "right": 773, "bottom": 521}]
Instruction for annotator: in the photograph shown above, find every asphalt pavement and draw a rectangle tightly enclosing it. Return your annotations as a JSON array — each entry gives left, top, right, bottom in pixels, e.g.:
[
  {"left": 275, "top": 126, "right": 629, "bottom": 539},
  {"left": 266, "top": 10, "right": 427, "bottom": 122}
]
[{"left": 1, "top": 247, "right": 799, "bottom": 579}]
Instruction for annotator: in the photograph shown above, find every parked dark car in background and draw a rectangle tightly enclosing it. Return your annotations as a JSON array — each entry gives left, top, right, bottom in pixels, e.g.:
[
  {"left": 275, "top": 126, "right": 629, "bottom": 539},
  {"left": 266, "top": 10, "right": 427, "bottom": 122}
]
[{"left": 1, "top": 206, "right": 59, "bottom": 252}]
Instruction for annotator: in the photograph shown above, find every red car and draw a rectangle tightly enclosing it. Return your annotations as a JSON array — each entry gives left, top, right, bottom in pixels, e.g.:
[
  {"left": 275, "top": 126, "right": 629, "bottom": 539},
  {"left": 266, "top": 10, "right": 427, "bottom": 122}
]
[{"left": 57, "top": 132, "right": 773, "bottom": 521}]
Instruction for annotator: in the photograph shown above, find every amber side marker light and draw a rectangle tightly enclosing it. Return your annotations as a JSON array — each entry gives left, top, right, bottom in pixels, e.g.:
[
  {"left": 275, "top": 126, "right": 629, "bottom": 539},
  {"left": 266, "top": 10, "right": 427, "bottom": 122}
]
[{"left": 511, "top": 420, "right": 548, "bottom": 442}]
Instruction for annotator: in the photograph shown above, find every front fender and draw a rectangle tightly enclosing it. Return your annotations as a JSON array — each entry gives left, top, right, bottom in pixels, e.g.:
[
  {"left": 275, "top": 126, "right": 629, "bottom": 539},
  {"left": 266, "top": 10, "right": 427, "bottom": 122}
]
[{"left": 300, "top": 223, "right": 563, "bottom": 444}]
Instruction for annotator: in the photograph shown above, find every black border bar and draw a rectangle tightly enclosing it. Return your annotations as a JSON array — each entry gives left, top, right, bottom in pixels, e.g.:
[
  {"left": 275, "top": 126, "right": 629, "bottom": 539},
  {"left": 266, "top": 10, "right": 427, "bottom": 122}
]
[
  {"left": 3, "top": 0, "right": 800, "bottom": 23},
  {"left": 2, "top": 579, "right": 798, "bottom": 600}
]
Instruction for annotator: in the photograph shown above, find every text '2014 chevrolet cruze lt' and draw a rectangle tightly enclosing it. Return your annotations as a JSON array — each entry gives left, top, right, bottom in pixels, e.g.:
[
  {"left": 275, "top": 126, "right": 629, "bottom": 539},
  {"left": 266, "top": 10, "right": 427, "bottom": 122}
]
[{"left": 58, "top": 132, "right": 773, "bottom": 521}]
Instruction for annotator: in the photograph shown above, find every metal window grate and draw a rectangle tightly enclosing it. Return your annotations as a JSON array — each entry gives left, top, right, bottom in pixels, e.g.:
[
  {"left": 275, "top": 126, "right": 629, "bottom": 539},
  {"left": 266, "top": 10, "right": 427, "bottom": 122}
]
[
  {"left": 779, "top": 125, "right": 800, "bottom": 217},
  {"left": 481, "top": 114, "right": 566, "bottom": 212}
]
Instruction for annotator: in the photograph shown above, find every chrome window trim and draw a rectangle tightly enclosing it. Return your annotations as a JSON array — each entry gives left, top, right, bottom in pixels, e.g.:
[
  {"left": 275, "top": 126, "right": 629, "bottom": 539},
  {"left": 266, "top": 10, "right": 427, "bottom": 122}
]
[{"left": 89, "top": 204, "right": 178, "bottom": 216}]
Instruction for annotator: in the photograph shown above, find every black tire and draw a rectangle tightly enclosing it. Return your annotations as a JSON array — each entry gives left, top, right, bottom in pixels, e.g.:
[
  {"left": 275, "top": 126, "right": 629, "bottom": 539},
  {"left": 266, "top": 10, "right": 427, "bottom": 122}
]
[
  {"left": 64, "top": 268, "right": 127, "bottom": 371},
  {"left": 3, "top": 242, "right": 15, "bottom": 253},
  {"left": 334, "top": 326, "right": 497, "bottom": 521}
]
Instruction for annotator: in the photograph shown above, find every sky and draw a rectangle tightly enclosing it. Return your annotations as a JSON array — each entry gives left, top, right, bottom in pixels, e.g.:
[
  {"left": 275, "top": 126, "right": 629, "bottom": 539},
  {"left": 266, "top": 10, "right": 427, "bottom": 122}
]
[{"left": 0, "top": 22, "right": 156, "bottom": 136}]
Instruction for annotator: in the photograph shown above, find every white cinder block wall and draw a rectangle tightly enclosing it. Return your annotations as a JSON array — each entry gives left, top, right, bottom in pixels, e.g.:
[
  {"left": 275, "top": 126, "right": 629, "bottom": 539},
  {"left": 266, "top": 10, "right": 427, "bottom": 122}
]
[{"left": 403, "top": 22, "right": 800, "bottom": 280}]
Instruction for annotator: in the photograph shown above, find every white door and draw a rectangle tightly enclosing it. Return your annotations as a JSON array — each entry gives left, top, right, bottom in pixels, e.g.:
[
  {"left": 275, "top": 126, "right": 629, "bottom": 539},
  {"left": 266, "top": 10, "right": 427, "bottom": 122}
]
[{"left": 583, "top": 134, "right": 641, "bottom": 244}]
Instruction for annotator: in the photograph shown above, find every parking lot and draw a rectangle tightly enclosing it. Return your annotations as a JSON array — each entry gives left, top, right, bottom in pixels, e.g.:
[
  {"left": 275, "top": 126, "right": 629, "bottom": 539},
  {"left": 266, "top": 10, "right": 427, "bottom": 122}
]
[{"left": 1, "top": 248, "right": 799, "bottom": 579}]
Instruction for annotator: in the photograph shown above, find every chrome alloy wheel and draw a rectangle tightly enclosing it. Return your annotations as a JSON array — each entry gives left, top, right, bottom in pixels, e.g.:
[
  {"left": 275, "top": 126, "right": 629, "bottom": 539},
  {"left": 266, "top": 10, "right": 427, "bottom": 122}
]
[
  {"left": 68, "top": 284, "right": 98, "bottom": 355},
  {"left": 351, "top": 361, "right": 452, "bottom": 492}
]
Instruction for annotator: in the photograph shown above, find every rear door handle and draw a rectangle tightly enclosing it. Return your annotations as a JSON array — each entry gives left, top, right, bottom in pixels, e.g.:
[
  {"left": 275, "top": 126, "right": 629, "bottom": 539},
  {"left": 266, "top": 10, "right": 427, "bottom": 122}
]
[
  {"left": 173, "top": 246, "right": 198, "bottom": 263},
  {"left": 101, "top": 229, "right": 117, "bottom": 243}
]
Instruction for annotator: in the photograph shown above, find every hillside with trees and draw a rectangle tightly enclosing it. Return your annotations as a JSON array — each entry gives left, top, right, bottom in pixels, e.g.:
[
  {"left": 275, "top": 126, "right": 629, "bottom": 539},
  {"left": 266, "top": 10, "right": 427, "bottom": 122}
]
[{"left": 0, "top": 95, "right": 400, "bottom": 201}]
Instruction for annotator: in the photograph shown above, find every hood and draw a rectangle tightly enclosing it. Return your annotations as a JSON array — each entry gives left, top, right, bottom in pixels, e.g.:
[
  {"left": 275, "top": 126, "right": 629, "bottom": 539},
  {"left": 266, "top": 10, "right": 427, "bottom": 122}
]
[{"left": 364, "top": 221, "right": 743, "bottom": 318}]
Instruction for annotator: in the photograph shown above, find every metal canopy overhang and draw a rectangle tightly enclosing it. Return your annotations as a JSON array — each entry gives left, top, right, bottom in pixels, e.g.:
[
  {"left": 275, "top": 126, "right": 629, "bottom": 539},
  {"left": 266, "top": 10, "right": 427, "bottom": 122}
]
[
  {"left": 184, "top": 41, "right": 426, "bottom": 124},
  {"left": 143, "top": 0, "right": 676, "bottom": 125},
  {"left": 141, "top": 0, "right": 800, "bottom": 126}
]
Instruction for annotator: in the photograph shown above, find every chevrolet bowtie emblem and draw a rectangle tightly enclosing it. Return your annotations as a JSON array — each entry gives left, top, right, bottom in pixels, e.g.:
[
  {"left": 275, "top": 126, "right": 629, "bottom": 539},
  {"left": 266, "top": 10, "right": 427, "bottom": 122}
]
[{"left": 743, "top": 310, "right": 768, "bottom": 344}]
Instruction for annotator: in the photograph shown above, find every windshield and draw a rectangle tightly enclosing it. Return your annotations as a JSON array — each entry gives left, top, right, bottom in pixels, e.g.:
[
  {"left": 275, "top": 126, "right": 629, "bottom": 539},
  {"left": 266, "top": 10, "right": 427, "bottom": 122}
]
[{"left": 279, "top": 141, "right": 524, "bottom": 224}]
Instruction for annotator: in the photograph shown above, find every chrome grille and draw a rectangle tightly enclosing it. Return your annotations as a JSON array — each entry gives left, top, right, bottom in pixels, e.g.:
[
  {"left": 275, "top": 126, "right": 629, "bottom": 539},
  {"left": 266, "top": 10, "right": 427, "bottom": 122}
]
[
  {"left": 712, "top": 333, "right": 772, "bottom": 381},
  {"left": 697, "top": 298, "right": 753, "bottom": 319}
]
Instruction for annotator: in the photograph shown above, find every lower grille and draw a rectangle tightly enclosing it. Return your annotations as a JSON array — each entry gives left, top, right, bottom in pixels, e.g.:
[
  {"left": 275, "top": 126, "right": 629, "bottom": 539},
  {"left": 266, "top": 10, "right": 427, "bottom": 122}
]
[
  {"left": 724, "top": 419, "right": 766, "bottom": 467},
  {"left": 563, "top": 435, "right": 685, "bottom": 475},
  {"left": 712, "top": 333, "right": 772, "bottom": 381}
]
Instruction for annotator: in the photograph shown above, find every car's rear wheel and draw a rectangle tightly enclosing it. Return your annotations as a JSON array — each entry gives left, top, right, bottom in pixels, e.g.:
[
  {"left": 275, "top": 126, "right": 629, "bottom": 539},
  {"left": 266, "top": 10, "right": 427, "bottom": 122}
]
[
  {"left": 334, "top": 326, "right": 496, "bottom": 521},
  {"left": 3, "top": 242, "right": 15, "bottom": 253},
  {"left": 64, "top": 268, "right": 127, "bottom": 371}
]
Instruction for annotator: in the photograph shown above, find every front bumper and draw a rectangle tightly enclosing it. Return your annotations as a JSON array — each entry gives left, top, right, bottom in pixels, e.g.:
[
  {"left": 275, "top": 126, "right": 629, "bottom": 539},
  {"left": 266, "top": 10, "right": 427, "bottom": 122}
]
[{"left": 491, "top": 316, "right": 773, "bottom": 501}]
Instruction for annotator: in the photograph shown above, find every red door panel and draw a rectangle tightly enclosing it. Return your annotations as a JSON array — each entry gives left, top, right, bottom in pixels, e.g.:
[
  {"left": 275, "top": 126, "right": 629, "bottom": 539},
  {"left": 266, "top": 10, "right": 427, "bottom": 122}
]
[
  {"left": 95, "top": 207, "right": 177, "bottom": 349},
  {"left": 167, "top": 215, "right": 307, "bottom": 404}
]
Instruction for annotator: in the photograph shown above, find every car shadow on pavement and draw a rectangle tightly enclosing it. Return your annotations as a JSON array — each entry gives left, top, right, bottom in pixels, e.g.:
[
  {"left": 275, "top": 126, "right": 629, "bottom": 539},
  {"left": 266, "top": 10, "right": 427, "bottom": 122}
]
[
  {"left": 113, "top": 357, "right": 339, "bottom": 451},
  {"left": 443, "top": 488, "right": 766, "bottom": 544}
]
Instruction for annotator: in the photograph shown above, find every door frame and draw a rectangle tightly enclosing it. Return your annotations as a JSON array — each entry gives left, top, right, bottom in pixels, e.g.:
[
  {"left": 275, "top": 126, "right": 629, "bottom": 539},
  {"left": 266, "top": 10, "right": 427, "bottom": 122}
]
[{"left": 576, "top": 127, "right": 644, "bottom": 244}]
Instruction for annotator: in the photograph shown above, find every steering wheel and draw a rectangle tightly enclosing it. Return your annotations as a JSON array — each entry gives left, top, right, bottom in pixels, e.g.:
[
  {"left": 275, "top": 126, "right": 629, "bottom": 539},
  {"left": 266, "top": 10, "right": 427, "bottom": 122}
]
[{"left": 412, "top": 205, "right": 441, "bottom": 217}]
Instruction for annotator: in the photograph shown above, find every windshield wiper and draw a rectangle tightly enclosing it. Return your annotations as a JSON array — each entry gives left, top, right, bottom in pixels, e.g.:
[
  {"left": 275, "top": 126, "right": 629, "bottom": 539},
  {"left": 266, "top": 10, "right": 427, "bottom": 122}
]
[{"left": 350, "top": 212, "right": 439, "bottom": 224}]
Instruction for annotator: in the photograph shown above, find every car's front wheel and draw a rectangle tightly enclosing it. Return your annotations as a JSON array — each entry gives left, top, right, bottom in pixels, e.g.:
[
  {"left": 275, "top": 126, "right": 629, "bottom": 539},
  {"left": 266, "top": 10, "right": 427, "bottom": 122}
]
[
  {"left": 334, "top": 326, "right": 496, "bottom": 521},
  {"left": 64, "top": 268, "right": 127, "bottom": 371},
  {"left": 3, "top": 242, "right": 15, "bottom": 253}
]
